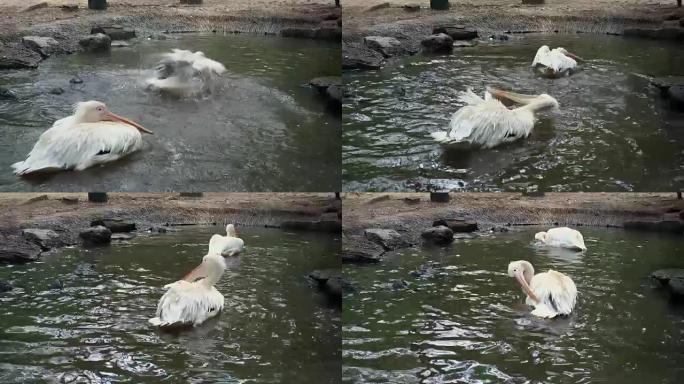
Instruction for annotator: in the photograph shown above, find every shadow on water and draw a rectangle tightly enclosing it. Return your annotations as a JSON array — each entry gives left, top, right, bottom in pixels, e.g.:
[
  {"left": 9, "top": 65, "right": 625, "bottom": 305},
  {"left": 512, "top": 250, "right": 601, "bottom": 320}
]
[
  {"left": 343, "top": 34, "right": 684, "bottom": 192},
  {"left": 0, "top": 33, "right": 341, "bottom": 192}
]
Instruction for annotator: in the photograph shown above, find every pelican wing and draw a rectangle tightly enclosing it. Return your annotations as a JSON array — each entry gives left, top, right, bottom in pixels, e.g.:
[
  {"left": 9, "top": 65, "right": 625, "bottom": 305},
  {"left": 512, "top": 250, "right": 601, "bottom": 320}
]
[
  {"left": 444, "top": 100, "right": 533, "bottom": 148},
  {"left": 532, "top": 46, "right": 552, "bottom": 68},
  {"left": 547, "top": 227, "right": 587, "bottom": 251},
  {"left": 548, "top": 49, "right": 577, "bottom": 72},
  {"left": 529, "top": 270, "right": 577, "bottom": 318},
  {"left": 150, "top": 280, "right": 225, "bottom": 326},
  {"left": 12, "top": 122, "right": 143, "bottom": 174},
  {"left": 208, "top": 234, "right": 244, "bottom": 256}
]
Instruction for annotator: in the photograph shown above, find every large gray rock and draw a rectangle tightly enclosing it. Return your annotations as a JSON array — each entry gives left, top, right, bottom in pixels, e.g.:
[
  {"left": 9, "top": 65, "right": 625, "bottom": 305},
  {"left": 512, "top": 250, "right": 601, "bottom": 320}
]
[
  {"left": 78, "top": 33, "right": 111, "bottom": 52},
  {"left": 652, "top": 269, "right": 684, "bottom": 297},
  {"left": 421, "top": 226, "right": 454, "bottom": 245},
  {"left": 432, "top": 26, "right": 478, "bottom": 40},
  {"left": 79, "top": 226, "right": 112, "bottom": 245},
  {"left": 342, "top": 244, "right": 384, "bottom": 263},
  {"left": 310, "top": 76, "right": 342, "bottom": 107},
  {"left": 668, "top": 85, "right": 684, "bottom": 111},
  {"left": 308, "top": 269, "right": 351, "bottom": 301},
  {"left": 0, "top": 234, "right": 42, "bottom": 263},
  {"left": 22, "top": 229, "right": 63, "bottom": 250},
  {"left": 364, "top": 228, "right": 408, "bottom": 250},
  {"left": 421, "top": 33, "right": 454, "bottom": 53},
  {"left": 343, "top": 43, "right": 384, "bottom": 70},
  {"left": 363, "top": 36, "right": 406, "bottom": 57},
  {"left": 91, "top": 26, "right": 136, "bottom": 41},
  {"left": 0, "top": 42, "right": 42, "bottom": 69},
  {"left": 432, "top": 218, "right": 478, "bottom": 233},
  {"left": 90, "top": 219, "right": 136, "bottom": 233},
  {"left": 22, "top": 36, "right": 62, "bottom": 58}
]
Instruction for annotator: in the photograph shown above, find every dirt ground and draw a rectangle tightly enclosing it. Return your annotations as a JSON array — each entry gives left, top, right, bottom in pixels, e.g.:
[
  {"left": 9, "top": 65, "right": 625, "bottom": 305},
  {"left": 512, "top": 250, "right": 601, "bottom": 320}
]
[
  {"left": 0, "top": 192, "right": 338, "bottom": 229},
  {"left": 343, "top": 192, "right": 684, "bottom": 231},
  {"left": 344, "top": 0, "right": 683, "bottom": 38}
]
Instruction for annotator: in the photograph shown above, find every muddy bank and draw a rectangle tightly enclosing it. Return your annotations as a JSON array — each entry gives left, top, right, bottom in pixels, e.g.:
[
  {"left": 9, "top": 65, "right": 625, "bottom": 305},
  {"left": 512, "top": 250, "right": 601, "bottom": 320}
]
[
  {"left": 0, "top": 192, "right": 341, "bottom": 264},
  {"left": 342, "top": 192, "right": 684, "bottom": 262},
  {"left": 0, "top": 0, "right": 340, "bottom": 69},
  {"left": 342, "top": 1, "right": 683, "bottom": 69}
]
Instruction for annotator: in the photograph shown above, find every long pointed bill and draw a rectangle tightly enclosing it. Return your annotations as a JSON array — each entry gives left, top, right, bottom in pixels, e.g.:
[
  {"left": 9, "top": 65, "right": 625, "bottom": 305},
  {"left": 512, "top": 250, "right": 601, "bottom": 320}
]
[
  {"left": 515, "top": 270, "right": 539, "bottom": 303},
  {"left": 487, "top": 87, "right": 540, "bottom": 105},
  {"left": 183, "top": 262, "right": 207, "bottom": 282},
  {"left": 103, "top": 111, "right": 154, "bottom": 134},
  {"left": 565, "top": 51, "right": 583, "bottom": 62}
]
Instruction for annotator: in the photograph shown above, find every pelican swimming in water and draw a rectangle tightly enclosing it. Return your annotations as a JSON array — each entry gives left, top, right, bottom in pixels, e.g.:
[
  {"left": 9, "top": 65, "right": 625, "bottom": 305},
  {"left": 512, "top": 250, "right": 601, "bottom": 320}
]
[
  {"left": 208, "top": 224, "right": 245, "bottom": 257},
  {"left": 149, "top": 253, "right": 226, "bottom": 327},
  {"left": 532, "top": 45, "right": 582, "bottom": 78},
  {"left": 431, "top": 87, "right": 559, "bottom": 149},
  {"left": 508, "top": 260, "right": 577, "bottom": 318},
  {"left": 146, "top": 49, "right": 225, "bottom": 96},
  {"left": 535, "top": 227, "right": 587, "bottom": 251},
  {"left": 11, "top": 101, "right": 153, "bottom": 175}
]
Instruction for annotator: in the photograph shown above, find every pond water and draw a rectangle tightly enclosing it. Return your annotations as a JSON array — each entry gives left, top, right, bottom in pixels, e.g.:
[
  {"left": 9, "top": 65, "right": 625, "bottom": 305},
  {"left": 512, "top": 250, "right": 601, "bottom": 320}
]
[
  {"left": 343, "top": 34, "right": 684, "bottom": 192},
  {"left": 343, "top": 227, "right": 684, "bottom": 383},
  {"left": 0, "top": 226, "right": 341, "bottom": 383},
  {"left": 0, "top": 34, "right": 341, "bottom": 192}
]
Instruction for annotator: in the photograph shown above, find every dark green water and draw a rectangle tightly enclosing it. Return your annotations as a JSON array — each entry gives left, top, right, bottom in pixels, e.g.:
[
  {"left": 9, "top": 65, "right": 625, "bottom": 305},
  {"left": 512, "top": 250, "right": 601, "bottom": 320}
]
[
  {"left": 343, "top": 34, "right": 684, "bottom": 192},
  {"left": 0, "top": 226, "right": 341, "bottom": 383},
  {"left": 343, "top": 227, "right": 684, "bottom": 383},
  {"left": 0, "top": 34, "right": 341, "bottom": 192}
]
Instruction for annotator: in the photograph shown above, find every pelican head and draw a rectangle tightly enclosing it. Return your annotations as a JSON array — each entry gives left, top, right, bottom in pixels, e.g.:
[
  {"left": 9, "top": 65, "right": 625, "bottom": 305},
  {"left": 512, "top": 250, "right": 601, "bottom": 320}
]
[
  {"left": 73, "top": 101, "right": 153, "bottom": 134},
  {"left": 183, "top": 253, "right": 227, "bottom": 286},
  {"left": 534, "top": 231, "right": 548, "bottom": 243},
  {"left": 556, "top": 47, "right": 583, "bottom": 62},
  {"left": 539, "top": 45, "right": 551, "bottom": 54},
  {"left": 226, "top": 224, "right": 237, "bottom": 237},
  {"left": 507, "top": 260, "right": 538, "bottom": 302}
]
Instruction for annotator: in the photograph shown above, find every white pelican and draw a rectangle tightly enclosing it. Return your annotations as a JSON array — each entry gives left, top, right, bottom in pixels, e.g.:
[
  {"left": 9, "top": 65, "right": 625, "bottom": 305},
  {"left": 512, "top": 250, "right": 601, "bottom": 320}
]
[
  {"left": 208, "top": 224, "right": 245, "bottom": 257},
  {"left": 508, "top": 260, "right": 577, "bottom": 318},
  {"left": 532, "top": 45, "right": 582, "bottom": 78},
  {"left": 146, "top": 49, "right": 225, "bottom": 96},
  {"left": 431, "top": 87, "right": 559, "bottom": 149},
  {"left": 535, "top": 227, "right": 587, "bottom": 251},
  {"left": 12, "top": 101, "right": 153, "bottom": 175},
  {"left": 149, "top": 253, "right": 226, "bottom": 327}
]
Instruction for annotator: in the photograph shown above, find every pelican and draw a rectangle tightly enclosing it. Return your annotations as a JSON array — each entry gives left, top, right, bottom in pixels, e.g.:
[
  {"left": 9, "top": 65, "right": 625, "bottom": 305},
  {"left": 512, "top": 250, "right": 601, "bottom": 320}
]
[
  {"left": 11, "top": 101, "right": 153, "bottom": 175},
  {"left": 508, "top": 260, "right": 577, "bottom": 318},
  {"left": 535, "top": 227, "right": 587, "bottom": 251},
  {"left": 431, "top": 87, "right": 559, "bottom": 149},
  {"left": 146, "top": 49, "right": 225, "bottom": 96},
  {"left": 532, "top": 45, "right": 582, "bottom": 78},
  {"left": 149, "top": 253, "right": 226, "bottom": 327},
  {"left": 208, "top": 224, "right": 245, "bottom": 257}
]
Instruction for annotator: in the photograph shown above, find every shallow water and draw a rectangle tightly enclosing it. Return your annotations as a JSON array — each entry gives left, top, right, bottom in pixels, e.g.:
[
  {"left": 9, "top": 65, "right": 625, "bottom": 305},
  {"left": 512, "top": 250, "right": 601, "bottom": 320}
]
[
  {"left": 343, "top": 34, "right": 684, "bottom": 192},
  {"left": 0, "top": 34, "right": 341, "bottom": 192},
  {"left": 0, "top": 226, "right": 341, "bottom": 383},
  {"left": 343, "top": 227, "right": 684, "bottom": 383}
]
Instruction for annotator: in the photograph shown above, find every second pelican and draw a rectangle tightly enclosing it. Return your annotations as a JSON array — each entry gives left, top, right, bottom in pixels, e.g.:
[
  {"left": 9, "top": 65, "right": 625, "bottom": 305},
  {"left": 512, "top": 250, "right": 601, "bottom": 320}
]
[{"left": 208, "top": 224, "right": 245, "bottom": 257}]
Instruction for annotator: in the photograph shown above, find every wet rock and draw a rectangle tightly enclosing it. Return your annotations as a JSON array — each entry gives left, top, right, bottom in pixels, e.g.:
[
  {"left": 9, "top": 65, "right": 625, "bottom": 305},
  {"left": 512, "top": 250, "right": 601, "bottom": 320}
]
[
  {"left": 433, "top": 26, "right": 478, "bottom": 40},
  {"left": 364, "top": 228, "right": 409, "bottom": 250},
  {"left": 22, "top": 229, "right": 63, "bottom": 250},
  {"left": 490, "top": 226, "right": 510, "bottom": 233},
  {"left": 90, "top": 219, "right": 136, "bottom": 233},
  {"left": 650, "top": 76, "right": 684, "bottom": 94},
  {"left": 364, "top": 36, "right": 405, "bottom": 57},
  {"left": 308, "top": 269, "right": 351, "bottom": 301},
  {"left": 310, "top": 76, "right": 342, "bottom": 107},
  {"left": 0, "top": 234, "right": 42, "bottom": 263},
  {"left": 21, "top": 2, "right": 48, "bottom": 12},
  {"left": 433, "top": 218, "right": 478, "bottom": 233},
  {"left": 281, "top": 27, "right": 317, "bottom": 39},
  {"left": 111, "top": 233, "right": 136, "bottom": 241},
  {"left": 49, "top": 87, "right": 65, "bottom": 95},
  {"left": 69, "top": 75, "right": 84, "bottom": 84},
  {"left": 652, "top": 269, "right": 684, "bottom": 297},
  {"left": 0, "top": 42, "right": 42, "bottom": 69},
  {"left": 668, "top": 85, "right": 684, "bottom": 111},
  {"left": 421, "top": 33, "right": 454, "bottom": 53},
  {"left": 624, "top": 220, "right": 684, "bottom": 234},
  {"left": 343, "top": 42, "right": 383, "bottom": 70},
  {"left": 410, "top": 262, "right": 447, "bottom": 278},
  {"left": 79, "top": 226, "right": 112, "bottom": 245},
  {"left": 78, "top": 33, "right": 111, "bottom": 52},
  {"left": 391, "top": 279, "right": 409, "bottom": 290},
  {"left": 148, "top": 226, "right": 168, "bottom": 233},
  {"left": 421, "top": 226, "right": 454, "bottom": 245},
  {"left": 489, "top": 34, "right": 510, "bottom": 41},
  {"left": 49, "top": 280, "right": 64, "bottom": 290},
  {"left": 91, "top": 26, "right": 136, "bottom": 41},
  {"left": 0, "top": 281, "right": 12, "bottom": 293},
  {"left": 73, "top": 263, "right": 98, "bottom": 276},
  {"left": 0, "top": 87, "right": 18, "bottom": 100},
  {"left": 22, "top": 36, "right": 62, "bottom": 58},
  {"left": 342, "top": 244, "right": 384, "bottom": 263},
  {"left": 148, "top": 33, "right": 168, "bottom": 40}
]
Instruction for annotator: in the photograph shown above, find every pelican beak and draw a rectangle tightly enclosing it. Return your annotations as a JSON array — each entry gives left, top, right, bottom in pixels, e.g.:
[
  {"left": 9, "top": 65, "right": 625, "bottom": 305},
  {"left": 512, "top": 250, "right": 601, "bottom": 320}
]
[
  {"left": 565, "top": 51, "right": 583, "bottom": 62},
  {"left": 103, "top": 111, "right": 154, "bottom": 135},
  {"left": 514, "top": 270, "right": 539, "bottom": 303},
  {"left": 183, "top": 262, "right": 207, "bottom": 282},
  {"left": 487, "top": 87, "right": 539, "bottom": 105}
]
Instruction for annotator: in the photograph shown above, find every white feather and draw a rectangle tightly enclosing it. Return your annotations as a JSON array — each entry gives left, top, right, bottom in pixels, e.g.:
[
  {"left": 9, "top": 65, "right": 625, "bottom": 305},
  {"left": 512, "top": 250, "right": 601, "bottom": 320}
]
[
  {"left": 535, "top": 227, "right": 587, "bottom": 251},
  {"left": 532, "top": 45, "right": 578, "bottom": 77},
  {"left": 208, "top": 224, "right": 245, "bottom": 257},
  {"left": 527, "top": 270, "right": 577, "bottom": 318}
]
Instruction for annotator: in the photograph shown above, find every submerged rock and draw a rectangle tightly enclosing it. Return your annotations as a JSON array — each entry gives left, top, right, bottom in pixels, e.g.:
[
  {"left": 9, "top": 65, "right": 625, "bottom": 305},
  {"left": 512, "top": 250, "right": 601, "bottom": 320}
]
[
  {"left": 0, "top": 234, "right": 42, "bottom": 263},
  {"left": 432, "top": 26, "right": 478, "bottom": 40},
  {"left": 342, "top": 42, "right": 383, "bottom": 70},
  {"left": 0, "top": 87, "right": 18, "bottom": 100},
  {"left": 668, "top": 85, "right": 684, "bottom": 111},
  {"left": 49, "top": 280, "right": 64, "bottom": 290},
  {"left": 652, "top": 269, "right": 684, "bottom": 297},
  {"left": 91, "top": 26, "right": 136, "bottom": 41},
  {"left": 433, "top": 218, "right": 478, "bottom": 233},
  {"left": 78, "top": 33, "right": 111, "bottom": 52},
  {"left": 309, "top": 76, "right": 342, "bottom": 107},
  {"left": 421, "top": 33, "right": 454, "bottom": 53},
  {"left": 91, "top": 219, "right": 136, "bottom": 233},
  {"left": 364, "top": 228, "right": 409, "bottom": 250},
  {"left": 421, "top": 226, "right": 454, "bottom": 245},
  {"left": 410, "top": 262, "right": 448, "bottom": 279},
  {"left": 49, "top": 87, "right": 65, "bottom": 95},
  {"left": 69, "top": 75, "right": 83, "bottom": 84},
  {"left": 73, "top": 263, "right": 98, "bottom": 277},
  {"left": 79, "top": 226, "right": 112, "bottom": 245},
  {"left": 0, "top": 281, "right": 13, "bottom": 293},
  {"left": 363, "top": 36, "right": 405, "bottom": 57},
  {"left": 22, "top": 229, "right": 63, "bottom": 250},
  {"left": 0, "top": 42, "right": 42, "bottom": 69},
  {"left": 308, "top": 269, "right": 352, "bottom": 301}
]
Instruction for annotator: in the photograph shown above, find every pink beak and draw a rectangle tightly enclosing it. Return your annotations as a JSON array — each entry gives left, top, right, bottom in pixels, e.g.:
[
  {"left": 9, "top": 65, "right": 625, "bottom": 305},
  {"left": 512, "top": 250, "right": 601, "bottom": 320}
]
[
  {"left": 103, "top": 111, "right": 154, "bottom": 134},
  {"left": 565, "top": 51, "right": 583, "bottom": 62},
  {"left": 514, "top": 270, "right": 539, "bottom": 303},
  {"left": 183, "top": 262, "right": 206, "bottom": 282}
]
